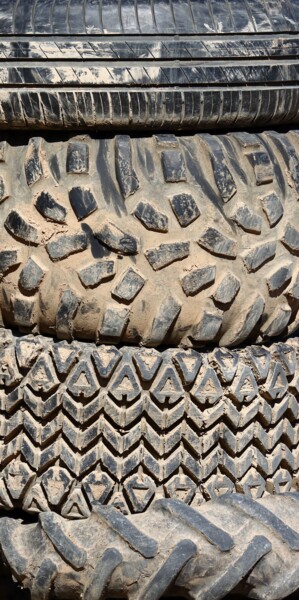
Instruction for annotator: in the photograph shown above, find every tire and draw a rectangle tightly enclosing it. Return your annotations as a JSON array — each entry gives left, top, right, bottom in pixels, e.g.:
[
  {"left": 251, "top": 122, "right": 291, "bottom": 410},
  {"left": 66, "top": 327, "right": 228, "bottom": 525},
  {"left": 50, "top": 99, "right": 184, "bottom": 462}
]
[
  {"left": 1, "top": 494, "right": 299, "bottom": 600},
  {"left": 0, "top": 1, "right": 299, "bottom": 130},
  {"left": 1, "top": 130, "right": 299, "bottom": 348},
  {"left": 1, "top": 328, "right": 298, "bottom": 518}
]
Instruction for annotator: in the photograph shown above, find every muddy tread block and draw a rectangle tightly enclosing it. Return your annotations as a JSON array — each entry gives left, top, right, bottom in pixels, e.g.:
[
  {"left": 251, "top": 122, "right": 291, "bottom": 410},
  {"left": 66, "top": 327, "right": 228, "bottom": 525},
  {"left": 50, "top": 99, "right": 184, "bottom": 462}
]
[
  {"left": 0, "top": 130, "right": 298, "bottom": 347},
  {"left": 35, "top": 192, "right": 67, "bottom": 224}
]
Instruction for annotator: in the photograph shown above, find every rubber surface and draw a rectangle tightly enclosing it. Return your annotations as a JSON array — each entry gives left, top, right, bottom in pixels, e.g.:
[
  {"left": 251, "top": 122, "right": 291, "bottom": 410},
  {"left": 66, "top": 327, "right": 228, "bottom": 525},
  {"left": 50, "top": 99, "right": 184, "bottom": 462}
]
[
  {"left": 1, "top": 328, "right": 298, "bottom": 518},
  {"left": 1, "top": 130, "right": 299, "bottom": 347},
  {"left": 1, "top": 494, "right": 299, "bottom": 600},
  {"left": 0, "top": 1, "right": 298, "bottom": 129}
]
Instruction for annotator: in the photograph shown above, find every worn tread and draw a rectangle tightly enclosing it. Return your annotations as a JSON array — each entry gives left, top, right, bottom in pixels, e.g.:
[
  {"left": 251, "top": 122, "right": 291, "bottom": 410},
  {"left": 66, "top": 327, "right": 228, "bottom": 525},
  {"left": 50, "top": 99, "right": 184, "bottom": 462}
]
[{"left": 0, "top": 2, "right": 297, "bottom": 128}]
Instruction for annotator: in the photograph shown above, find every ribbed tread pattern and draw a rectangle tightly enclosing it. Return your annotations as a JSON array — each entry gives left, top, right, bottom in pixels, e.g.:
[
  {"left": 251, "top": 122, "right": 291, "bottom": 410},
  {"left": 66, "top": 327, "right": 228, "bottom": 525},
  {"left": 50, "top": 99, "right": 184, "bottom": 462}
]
[
  {"left": 0, "top": 0, "right": 297, "bottom": 34},
  {"left": 0, "top": 1, "right": 297, "bottom": 129},
  {"left": 1, "top": 130, "right": 299, "bottom": 347},
  {"left": 1, "top": 88, "right": 299, "bottom": 131},
  {"left": 1, "top": 494, "right": 299, "bottom": 600},
  {"left": 0, "top": 330, "right": 298, "bottom": 518}
]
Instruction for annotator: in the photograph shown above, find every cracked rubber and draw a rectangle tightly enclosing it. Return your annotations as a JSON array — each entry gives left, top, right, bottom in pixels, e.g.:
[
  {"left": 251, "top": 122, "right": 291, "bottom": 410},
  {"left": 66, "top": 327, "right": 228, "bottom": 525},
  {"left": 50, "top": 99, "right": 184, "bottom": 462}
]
[
  {"left": 1, "top": 329, "right": 298, "bottom": 518},
  {"left": 0, "top": 0, "right": 299, "bottom": 130},
  {"left": 1, "top": 493, "right": 299, "bottom": 600},
  {"left": 1, "top": 130, "right": 299, "bottom": 347}
]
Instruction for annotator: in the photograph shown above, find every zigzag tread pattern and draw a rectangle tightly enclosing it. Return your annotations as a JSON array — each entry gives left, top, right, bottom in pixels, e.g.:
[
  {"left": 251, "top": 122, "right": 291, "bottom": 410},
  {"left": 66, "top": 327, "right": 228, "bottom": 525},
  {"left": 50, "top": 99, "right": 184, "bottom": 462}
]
[
  {"left": 1, "top": 494, "right": 299, "bottom": 600},
  {"left": 0, "top": 330, "right": 298, "bottom": 518},
  {"left": 1, "top": 130, "right": 299, "bottom": 347}
]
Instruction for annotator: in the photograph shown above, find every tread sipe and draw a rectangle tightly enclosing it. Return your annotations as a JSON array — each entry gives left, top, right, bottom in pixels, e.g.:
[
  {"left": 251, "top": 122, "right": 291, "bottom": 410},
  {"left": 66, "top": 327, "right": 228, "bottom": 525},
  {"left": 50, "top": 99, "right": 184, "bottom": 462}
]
[
  {"left": 0, "top": 1, "right": 298, "bottom": 129},
  {"left": 1, "top": 493, "right": 299, "bottom": 599},
  {"left": 1, "top": 130, "right": 299, "bottom": 347},
  {"left": 1, "top": 329, "right": 298, "bottom": 518}
]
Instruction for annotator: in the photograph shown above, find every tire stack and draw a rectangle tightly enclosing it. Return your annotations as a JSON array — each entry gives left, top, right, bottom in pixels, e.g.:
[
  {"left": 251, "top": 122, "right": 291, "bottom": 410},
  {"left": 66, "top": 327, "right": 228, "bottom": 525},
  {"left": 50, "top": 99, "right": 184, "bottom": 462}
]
[{"left": 1, "top": 1, "right": 299, "bottom": 599}]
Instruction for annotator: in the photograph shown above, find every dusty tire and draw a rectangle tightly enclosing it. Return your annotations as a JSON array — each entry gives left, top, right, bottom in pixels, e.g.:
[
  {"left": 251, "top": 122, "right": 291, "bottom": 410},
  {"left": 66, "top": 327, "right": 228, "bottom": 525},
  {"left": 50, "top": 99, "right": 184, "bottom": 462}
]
[
  {"left": 0, "top": 328, "right": 298, "bottom": 518},
  {"left": 1, "top": 494, "right": 299, "bottom": 600},
  {"left": 0, "top": 1, "right": 299, "bottom": 130},
  {"left": 1, "top": 130, "right": 299, "bottom": 347}
]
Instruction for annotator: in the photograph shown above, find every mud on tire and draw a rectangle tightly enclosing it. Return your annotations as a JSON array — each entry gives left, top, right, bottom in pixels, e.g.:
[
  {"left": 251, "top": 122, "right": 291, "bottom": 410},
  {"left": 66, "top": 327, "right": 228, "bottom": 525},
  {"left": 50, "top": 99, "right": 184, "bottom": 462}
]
[
  {"left": 1, "top": 494, "right": 299, "bottom": 600},
  {"left": 1, "top": 130, "right": 299, "bottom": 347}
]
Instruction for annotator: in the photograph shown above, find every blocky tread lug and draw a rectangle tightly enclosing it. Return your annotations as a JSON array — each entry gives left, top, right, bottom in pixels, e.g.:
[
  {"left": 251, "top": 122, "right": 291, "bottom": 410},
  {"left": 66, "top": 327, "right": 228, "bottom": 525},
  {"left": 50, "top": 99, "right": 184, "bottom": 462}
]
[{"left": 0, "top": 130, "right": 298, "bottom": 347}]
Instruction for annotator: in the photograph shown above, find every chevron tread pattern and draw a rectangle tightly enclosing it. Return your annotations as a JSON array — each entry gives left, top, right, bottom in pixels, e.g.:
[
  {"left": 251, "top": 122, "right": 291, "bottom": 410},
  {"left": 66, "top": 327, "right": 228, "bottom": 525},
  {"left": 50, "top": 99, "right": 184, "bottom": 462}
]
[{"left": 0, "top": 330, "right": 298, "bottom": 518}]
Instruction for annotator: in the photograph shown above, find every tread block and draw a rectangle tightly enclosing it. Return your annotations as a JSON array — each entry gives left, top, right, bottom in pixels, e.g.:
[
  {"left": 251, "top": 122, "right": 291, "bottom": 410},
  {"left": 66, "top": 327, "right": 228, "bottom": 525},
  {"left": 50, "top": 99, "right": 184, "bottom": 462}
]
[
  {"left": 220, "top": 294, "right": 265, "bottom": 346},
  {"left": 46, "top": 233, "right": 88, "bottom": 261},
  {"left": 181, "top": 265, "right": 216, "bottom": 296},
  {"left": 198, "top": 228, "right": 236, "bottom": 258},
  {"left": 100, "top": 305, "right": 129, "bottom": 340},
  {"left": 112, "top": 267, "right": 146, "bottom": 302},
  {"left": 133, "top": 349, "right": 163, "bottom": 382},
  {"left": 247, "top": 150, "right": 274, "bottom": 185},
  {"left": 56, "top": 289, "right": 81, "bottom": 339},
  {"left": 12, "top": 296, "right": 36, "bottom": 327},
  {"left": 5, "top": 210, "right": 39, "bottom": 245},
  {"left": 115, "top": 135, "right": 139, "bottom": 199},
  {"left": 161, "top": 149, "right": 186, "bottom": 183},
  {"left": 202, "top": 134, "right": 237, "bottom": 202},
  {"left": 134, "top": 201, "right": 168, "bottom": 232},
  {"left": 212, "top": 272, "right": 240, "bottom": 305},
  {"left": 147, "top": 295, "right": 181, "bottom": 345},
  {"left": 66, "top": 141, "right": 89, "bottom": 174},
  {"left": 69, "top": 187, "right": 97, "bottom": 221},
  {"left": 242, "top": 241, "right": 276, "bottom": 272},
  {"left": 282, "top": 223, "right": 299, "bottom": 254},
  {"left": 145, "top": 242, "right": 190, "bottom": 270},
  {"left": 231, "top": 203, "right": 262, "bottom": 234},
  {"left": 78, "top": 260, "right": 115, "bottom": 288},
  {"left": 95, "top": 221, "right": 139, "bottom": 255},
  {"left": 261, "top": 304, "right": 292, "bottom": 338},
  {"left": 92, "top": 346, "right": 122, "bottom": 379},
  {"left": 25, "top": 138, "right": 43, "bottom": 186},
  {"left": 0, "top": 249, "right": 20, "bottom": 279},
  {"left": 39, "top": 512, "right": 87, "bottom": 569},
  {"left": 260, "top": 192, "right": 283, "bottom": 227},
  {"left": 35, "top": 192, "right": 67, "bottom": 224},
  {"left": 192, "top": 311, "right": 223, "bottom": 343},
  {"left": 266, "top": 262, "right": 293, "bottom": 294},
  {"left": 169, "top": 193, "right": 200, "bottom": 227},
  {"left": 0, "top": 175, "right": 9, "bottom": 202},
  {"left": 19, "top": 258, "right": 46, "bottom": 292}
]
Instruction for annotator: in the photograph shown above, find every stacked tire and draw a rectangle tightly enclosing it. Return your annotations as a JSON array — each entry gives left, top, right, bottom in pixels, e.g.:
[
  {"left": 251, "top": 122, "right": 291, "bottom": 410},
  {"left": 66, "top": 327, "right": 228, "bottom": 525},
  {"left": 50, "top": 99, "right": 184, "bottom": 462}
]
[{"left": 1, "top": 1, "right": 299, "bottom": 599}]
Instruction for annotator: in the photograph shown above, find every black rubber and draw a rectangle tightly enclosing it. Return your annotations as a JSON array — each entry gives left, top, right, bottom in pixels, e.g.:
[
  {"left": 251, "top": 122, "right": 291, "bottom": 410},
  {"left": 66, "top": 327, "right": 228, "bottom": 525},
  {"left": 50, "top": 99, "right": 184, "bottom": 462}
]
[
  {"left": 1, "top": 493, "right": 299, "bottom": 600},
  {"left": 0, "top": 1, "right": 298, "bottom": 129},
  {"left": 1, "top": 130, "right": 299, "bottom": 348},
  {"left": 1, "top": 328, "right": 298, "bottom": 518}
]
